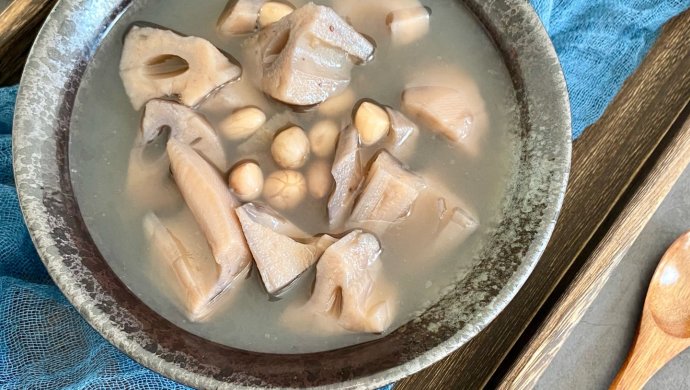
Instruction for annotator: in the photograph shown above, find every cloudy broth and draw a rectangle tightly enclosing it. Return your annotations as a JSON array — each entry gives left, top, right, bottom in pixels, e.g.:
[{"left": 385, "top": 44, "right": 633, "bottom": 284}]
[{"left": 69, "top": 0, "right": 519, "bottom": 353}]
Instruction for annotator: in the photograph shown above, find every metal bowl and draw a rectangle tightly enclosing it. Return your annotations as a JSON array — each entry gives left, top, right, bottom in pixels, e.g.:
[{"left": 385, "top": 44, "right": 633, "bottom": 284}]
[{"left": 13, "top": 0, "right": 570, "bottom": 388}]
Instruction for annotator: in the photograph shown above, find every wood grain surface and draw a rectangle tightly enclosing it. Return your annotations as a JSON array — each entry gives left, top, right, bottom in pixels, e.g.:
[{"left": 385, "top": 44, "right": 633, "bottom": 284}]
[
  {"left": 397, "top": 9, "right": 690, "bottom": 390},
  {"left": 0, "top": 0, "right": 56, "bottom": 85},
  {"left": 501, "top": 109, "right": 690, "bottom": 390}
]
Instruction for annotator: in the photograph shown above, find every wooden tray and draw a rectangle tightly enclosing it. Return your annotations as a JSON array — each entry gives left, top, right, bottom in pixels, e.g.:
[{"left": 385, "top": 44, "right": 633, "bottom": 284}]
[
  {"left": 3, "top": 2, "right": 690, "bottom": 389},
  {"left": 398, "top": 8, "right": 690, "bottom": 390}
]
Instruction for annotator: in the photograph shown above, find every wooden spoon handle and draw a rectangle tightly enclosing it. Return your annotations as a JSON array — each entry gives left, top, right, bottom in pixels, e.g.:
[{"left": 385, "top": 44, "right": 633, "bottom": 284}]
[
  {"left": 610, "top": 311, "right": 690, "bottom": 390},
  {"left": 610, "top": 346, "right": 662, "bottom": 390}
]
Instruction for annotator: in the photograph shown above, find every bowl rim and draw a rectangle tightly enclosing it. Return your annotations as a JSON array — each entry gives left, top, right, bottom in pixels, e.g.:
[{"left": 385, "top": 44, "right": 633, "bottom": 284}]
[{"left": 13, "top": 0, "right": 571, "bottom": 388}]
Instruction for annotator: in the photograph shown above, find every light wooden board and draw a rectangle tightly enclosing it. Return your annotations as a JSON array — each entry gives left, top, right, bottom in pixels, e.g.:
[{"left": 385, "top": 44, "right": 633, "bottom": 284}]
[
  {"left": 397, "top": 9, "right": 690, "bottom": 390},
  {"left": 501, "top": 108, "right": 690, "bottom": 390}
]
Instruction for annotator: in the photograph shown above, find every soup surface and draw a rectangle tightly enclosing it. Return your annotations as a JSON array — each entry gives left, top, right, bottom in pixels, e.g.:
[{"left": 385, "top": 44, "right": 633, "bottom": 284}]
[{"left": 69, "top": 0, "right": 519, "bottom": 353}]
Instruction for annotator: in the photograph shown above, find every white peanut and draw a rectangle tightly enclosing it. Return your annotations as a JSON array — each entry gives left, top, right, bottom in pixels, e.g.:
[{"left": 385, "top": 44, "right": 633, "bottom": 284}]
[
  {"left": 354, "top": 101, "right": 390, "bottom": 146},
  {"left": 307, "top": 160, "right": 334, "bottom": 199},
  {"left": 308, "top": 120, "right": 340, "bottom": 158},
  {"left": 263, "top": 170, "right": 307, "bottom": 210},
  {"left": 229, "top": 161, "right": 264, "bottom": 201},
  {"left": 271, "top": 126, "right": 310, "bottom": 169},
  {"left": 219, "top": 106, "right": 266, "bottom": 140},
  {"left": 318, "top": 88, "right": 356, "bottom": 117}
]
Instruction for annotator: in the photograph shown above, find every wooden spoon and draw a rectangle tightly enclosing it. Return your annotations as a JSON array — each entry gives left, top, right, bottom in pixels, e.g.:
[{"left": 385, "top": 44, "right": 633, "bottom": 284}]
[{"left": 610, "top": 231, "right": 690, "bottom": 390}]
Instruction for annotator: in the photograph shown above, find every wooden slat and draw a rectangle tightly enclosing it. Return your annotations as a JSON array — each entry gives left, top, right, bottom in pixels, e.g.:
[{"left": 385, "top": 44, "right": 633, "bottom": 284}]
[
  {"left": 0, "top": 0, "right": 56, "bottom": 85},
  {"left": 397, "top": 9, "right": 690, "bottom": 390},
  {"left": 500, "top": 108, "right": 690, "bottom": 390}
]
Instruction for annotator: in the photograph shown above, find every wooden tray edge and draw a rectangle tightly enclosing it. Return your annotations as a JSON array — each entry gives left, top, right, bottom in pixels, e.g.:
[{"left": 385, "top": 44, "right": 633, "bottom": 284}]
[{"left": 498, "top": 103, "right": 690, "bottom": 390}]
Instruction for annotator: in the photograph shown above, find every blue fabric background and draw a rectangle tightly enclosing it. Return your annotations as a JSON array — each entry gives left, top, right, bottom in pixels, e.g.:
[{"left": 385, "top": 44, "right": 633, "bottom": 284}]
[
  {"left": 1, "top": 1, "right": 689, "bottom": 388},
  {"left": 531, "top": 0, "right": 690, "bottom": 138}
]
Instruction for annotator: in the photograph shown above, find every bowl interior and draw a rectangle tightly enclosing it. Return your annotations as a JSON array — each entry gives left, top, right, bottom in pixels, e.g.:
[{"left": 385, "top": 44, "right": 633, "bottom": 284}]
[{"left": 13, "top": 0, "right": 570, "bottom": 388}]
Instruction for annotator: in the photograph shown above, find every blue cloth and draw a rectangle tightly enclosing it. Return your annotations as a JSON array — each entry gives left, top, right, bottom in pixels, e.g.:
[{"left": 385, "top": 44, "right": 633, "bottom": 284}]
[
  {"left": 532, "top": 0, "right": 690, "bottom": 138},
  {"left": 0, "top": 95, "right": 189, "bottom": 389},
  {"left": 1, "top": 1, "right": 689, "bottom": 388}
]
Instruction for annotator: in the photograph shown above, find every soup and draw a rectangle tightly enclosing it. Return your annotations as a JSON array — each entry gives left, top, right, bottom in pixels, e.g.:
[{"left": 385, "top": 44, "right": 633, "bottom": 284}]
[{"left": 69, "top": 0, "right": 519, "bottom": 353}]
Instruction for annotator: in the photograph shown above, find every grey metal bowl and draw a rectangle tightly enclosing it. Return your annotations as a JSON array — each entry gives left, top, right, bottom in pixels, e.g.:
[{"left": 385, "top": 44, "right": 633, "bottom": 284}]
[{"left": 13, "top": 0, "right": 570, "bottom": 388}]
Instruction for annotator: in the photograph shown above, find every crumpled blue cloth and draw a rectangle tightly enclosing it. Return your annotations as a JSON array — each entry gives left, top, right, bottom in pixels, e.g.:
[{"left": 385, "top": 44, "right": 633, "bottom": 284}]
[
  {"left": 532, "top": 0, "right": 690, "bottom": 137},
  {"left": 1, "top": 1, "right": 689, "bottom": 388},
  {"left": 0, "top": 95, "right": 189, "bottom": 389}
]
